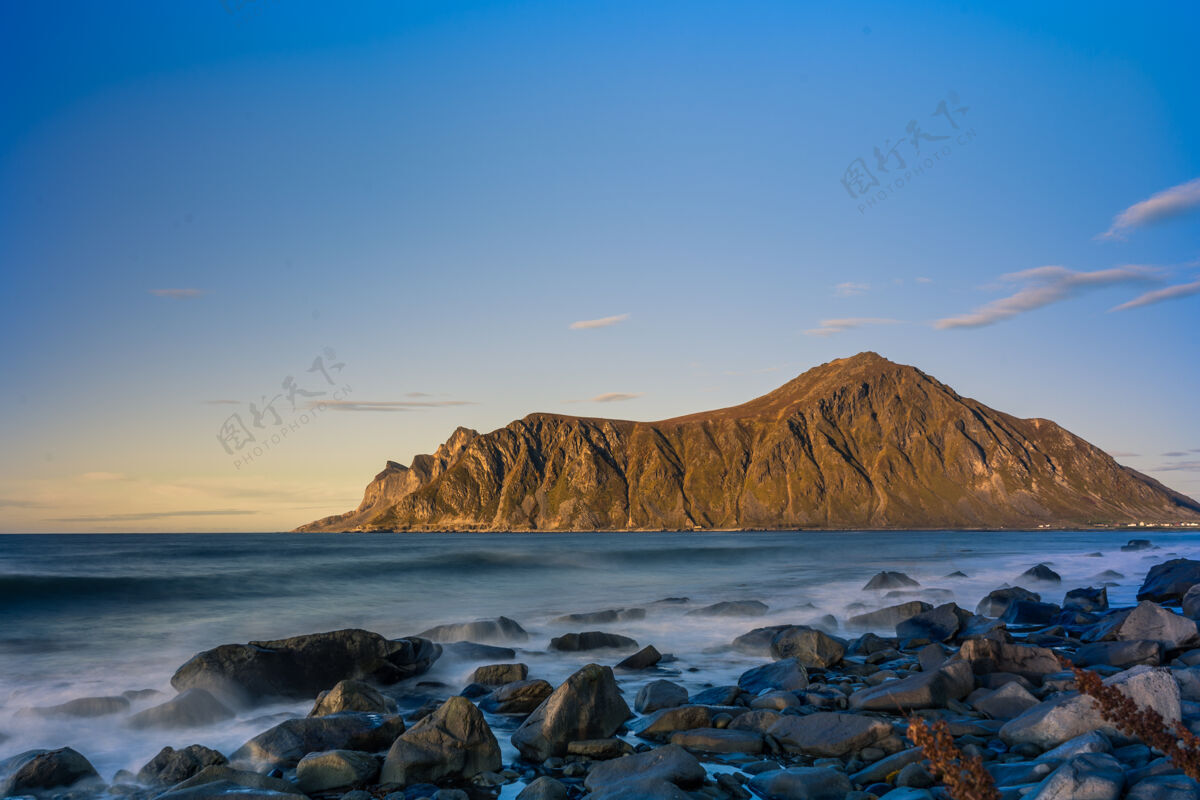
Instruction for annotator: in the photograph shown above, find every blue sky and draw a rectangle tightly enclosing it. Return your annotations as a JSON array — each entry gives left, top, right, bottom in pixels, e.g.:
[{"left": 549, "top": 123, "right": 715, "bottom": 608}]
[{"left": 1, "top": 0, "right": 1198, "bottom": 532}]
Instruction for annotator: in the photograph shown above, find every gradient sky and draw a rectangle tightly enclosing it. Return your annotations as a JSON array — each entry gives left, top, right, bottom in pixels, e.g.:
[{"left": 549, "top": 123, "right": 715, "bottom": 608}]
[{"left": 1, "top": 0, "right": 1198, "bottom": 532}]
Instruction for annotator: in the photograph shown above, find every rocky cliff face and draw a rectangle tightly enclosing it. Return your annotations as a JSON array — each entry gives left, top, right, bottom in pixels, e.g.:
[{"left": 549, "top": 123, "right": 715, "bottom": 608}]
[{"left": 296, "top": 353, "right": 1200, "bottom": 531}]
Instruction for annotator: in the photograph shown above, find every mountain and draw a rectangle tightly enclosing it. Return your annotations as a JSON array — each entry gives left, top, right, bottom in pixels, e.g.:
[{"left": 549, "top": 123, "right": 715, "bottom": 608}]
[{"left": 296, "top": 353, "right": 1200, "bottom": 531}]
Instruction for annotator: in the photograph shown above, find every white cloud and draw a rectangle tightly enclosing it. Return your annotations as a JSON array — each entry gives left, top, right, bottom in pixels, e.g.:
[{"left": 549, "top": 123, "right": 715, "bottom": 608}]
[
  {"left": 834, "top": 282, "right": 870, "bottom": 297},
  {"left": 936, "top": 265, "right": 1155, "bottom": 330},
  {"left": 570, "top": 313, "right": 630, "bottom": 330},
  {"left": 149, "top": 288, "right": 206, "bottom": 298},
  {"left": 591, "top": 392, "right": 642, "bottom": 403},
  {"left": 1110, "top": 278, "right": 1200, "bottom": 312},
  {"left": 915, "top": 276, "right": 934, "bottom": 284},
  {"left": 1100, "top": 177, "right": 1200, "bottom": 240},
  {"left": 803, "top": 318, "right": 903, "bottom": 337}
]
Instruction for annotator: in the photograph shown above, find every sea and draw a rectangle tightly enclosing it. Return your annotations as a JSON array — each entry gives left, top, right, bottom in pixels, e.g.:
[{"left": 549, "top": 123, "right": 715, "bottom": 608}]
[{"left": 1, "top": 530, "right": 1196, "bottom": 780}]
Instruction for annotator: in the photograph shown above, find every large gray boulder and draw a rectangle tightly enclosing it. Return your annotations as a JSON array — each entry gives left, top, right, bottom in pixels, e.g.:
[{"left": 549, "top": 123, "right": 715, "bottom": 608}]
[
  {"left": 310, "top": 679, "right": 397, "bottom": 716},
  {"left": 548, "top": 632, "right": 638, "bottom": 652},
  {"left": 510, "top": 664, "right": 631, "bottom": 761},
  {"left": 954, "top": 637, "right": 1062, "bottom": 681},
  {"left": 417, "top": 616, "right": 528, "bottom": 644},
  {"left": 136, "top": 745, "right": 228, "bottom": 786},
  {"left": 686, "top": 600, "right": 768, "bottom": 617},
  {"left": 972, "top": 681, "right": 1041, "bottom": 720},
  {"left": 1084, "top": 601, "right": 1198, "bottom": 650},
  {"left": 479, "top": 679, "right": 554, "bottom": 715},
  {"left": 380, "top": 696, "right": 500, "bottom": 786},
  {"left": 769, "top": 627, "right": 845, "bottom": 668},
  {"left": 1027, "top": 753, "right": 1125, "bottom": 800},
  {"left": 128, "top": 688, "right": 235, "bottom": 729},
  {"left": 849, "top": 661, "right": 973, "bottom": 711},
  {"left": 977, "top": 587, "right": 1041, "bottom": 618},
  {"left": 0, "top": 748, "right": 101, "bottom": 797},
  {"left": 1139, "top": 559, "right": 1200, "bottom": 602},
  {"left": 635, "top": 680, "right": 688, "bottom": 713},
  {"left": 171, "top": 629, "right": 440, "bottom": 706},
  {"left": 1000, "top": 665, "right": 1181, "bottom": 749},
  {"left": 1075, "top": 640, "right": 1163, "bottom": 669},
  {"left": 231, "top": 712, "right": 406, "bottom": 768},
  {"left": 470, "top": 663, "right": 528, "bottom": 686},
  {"left": 628, "top": 706, "right": 712, "bottom": 741},
  {"left": 863, "top": 571, "right": 920, "bottom": 590},
  {"left": 295, "top": 750, "right": 379, "bottom": 793},
  {"left": 1126, "top": 774, "right": 1200, "bottom": 800},
  {"left": 160, "top": 765, "right": 298, "bottom": 795},
  {"left": 848, "top": 601, "right": 933, "bottom": 629},
  {"left": 767, "top": 712, "right": 891, "bottom": 757},
  {"left": 750, "top": 767, "right": 853, "bottom": 800},
  {"left": 667, "top": 728, "right": 763, "bottom": 754},
  {"left": 516, "top": 776, "right": 569, "bottom": 800},
  {"left": 738, "top": 658, "right": 809, "bottom": 694},
  {"left": 583, "top": 745, "right": 705, "bottom": 796},
  {"left": 1064, "top": 587, "right": 1109, "bottom": 613},
  {"left": 896, "top": 603, "right": 969, "bottom": 642}
]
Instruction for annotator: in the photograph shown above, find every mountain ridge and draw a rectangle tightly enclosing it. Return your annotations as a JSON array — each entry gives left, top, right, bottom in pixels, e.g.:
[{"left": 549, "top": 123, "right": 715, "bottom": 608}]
[{"left": 296, "top": 353, "right": 1200, "bottom": 532}]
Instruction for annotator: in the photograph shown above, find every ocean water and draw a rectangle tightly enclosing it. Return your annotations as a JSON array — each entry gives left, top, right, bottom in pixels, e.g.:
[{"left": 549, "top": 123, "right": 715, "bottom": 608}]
[{"left": 1, "top": 530, "right": 1196, "bottom": 779}]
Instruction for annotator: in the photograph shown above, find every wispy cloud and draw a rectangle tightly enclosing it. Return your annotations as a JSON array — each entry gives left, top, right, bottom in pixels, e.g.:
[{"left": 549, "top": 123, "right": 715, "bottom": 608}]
[
  {"left": 1155, "top": 461, "right": 1200, "bottom": 473},
  {"left": 0, "top": 498, "right": 45, "bottom": 509},
  {"left": 49, "top": 509, "right": 260, "bottom": 523},
  {"left": 590, "top": 392, "right": 642, "bottom": 403},
  {"left": 1108, "top": 451, "right": 1141, "bottom": 458},
  {"left": 149, "top": 288, "right": 206, "bottom": 299},
  {"left": 570, "top": 313, "right": 629, "bottom": 330},
  {"left": 405, "top": 392, "right": 433, "bottom": 398},
  {"left": 1164, "top": 451, "right": 1189, "bottom": 457},
  {"left": 310, "top": 399, "right": 476, "bottom": 412},
  {"left": 1109, "top": 278, "right": 1200, "bottom": 312},
  {"left": 1100, "top": 177, "right": 1200, "bottom": 240},
  {"left": 915, "top": 276, "right": 934, "bottom": 284},
  {"left": 936, "top": 266, "right": 1155, "bottom": 330},
  {"left": 803, "top": 318, "right": 903, "bottom": 337},
  {"left": 80, "top": 472, "right": 128, "bottom": 482},
  {"left": 834, "top": 282, "right": 870, "bottom": 297}
]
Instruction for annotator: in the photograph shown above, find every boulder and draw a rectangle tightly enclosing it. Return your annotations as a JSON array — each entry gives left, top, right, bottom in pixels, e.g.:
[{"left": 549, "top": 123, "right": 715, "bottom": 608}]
[
  {"left": 863, "top": 571, "right": 920, "bottom": 590},
  {"left": 1020, "top": 564, "right": 1063, "bottom": 584},
  {"left": 566, "top": 739, "right": 634, "bottom": 759},
  {"left": 469, "top": 663, "right": 528, "bottom": 686},
  {"left": 479, "top": 679, "right": 554, "bottom": 715},
  {"left": 417, "top": 616, "right": 529, "bottom": 644},
  {"left": 1085, "top": 601, "right": 1198, "bottom": 650},
  {"left": 1027, "top": 753, "right": 1124, "bottom": 800},
  {"left": 1139, "top": 559, "right": 1200, "bottom": 603},
  {"left": 1182, "top": 586, "right": 1200, "bottom": 620},
  {"left": 137, "top": 745, "right": 228, "bottom": 786},
  {"left": 896, "top": 603, "right": 968, "bottom": 642},
  {"left": 32, "top": 695, "right": 129, "bottom": 718},
  {"left": 731, "top": 625, "right": 792, "bottom": 656},
  {"left": 954, "top": 637, "right": 1061, "bottom": 682},
  {"left": 1003, "top": 600, "right": 1063, "bottom": 626},
  {"left": 171, "top": 629, "right": 440, "bottom": 706},
  {"left": 628, "top": 706, "right": 712, "bottom": 741},
  {"left": 379, "top": 696, "right": 500, "bottom": 786},
  {"left": 977, "top": 587, "right": 1041, "bottom": 618},
  {"left": 848, "top": 601, "right": 933, "bottom": 630},
  {"left": 553, "top": 609, "right": 644, "bottom": 625},
  {"left": 1000, "top": 665, "right": 1181, "bottom": 749},
  {"left": 690, "top": 685, "right": 741, "bottom": 705},
  {"left": 0, "top": 748, "right": 101, "bottom": 796},
  {"left": 516, "top": 776, "right": 569, "bottom": 800},
  {"left": 1075, "top": 641, "right": 1162, "bottom": 669},
  {"left": 668, "top": 728, "right": 764, "bottom": 754},
  {"left": 161, "top": 765, "right": 299, "bottom": 795},
  {"left": 750, "top": 691, "right": 800, "bottom": 711},
  {"left": 1037, "top": 731, "right": 1112, "bottom": 762},
  {"left": 728, "top": 710, "right": 784, "bottom": 734},
  {"left": 850, "top": 748, "right": 926, "bottom": 785},
  {"left": 635, "top": 680, "right": 689, "bottom": 713},
  {"left": 1123, "top": 539, "right": 1154, "bottom": 551},
  {"left": 769, "top": 627, "right": 845, "bottom": 668},
  {"left": 738, "top": 659, "right": 809, "bottom": 694},
  {"left": 686, "top": 600, "right": 768, "bottom": 617},
  {"left": 767, "top": 712, "right": 891, "bottom": 757},
  {"left": 510, "top": 664, "right": 631, "bottom": 761},
  {"left": 615, "top": 645, "right": 661, "bottom": 670},
  {"left": 583, "top": 745, "right": 705, "bottom": 795},
  {"left": 973, "top": 681, "right": 1040, "bottom": 720},
  {"left": 127, "top": 689, "right": 235, "bottom": 730},
  {"left": 1126, "top": 774, "right": 1200, "bottom": 800},
  {"left": 310, "top": 679, "right": 398, "bottom": 716},
  {"left": 441, "top": 641, "right": 516, "bottom": 660},
  {"left": 295, "top": 750, "right": 379, "bottom": 793},
  {"left": 548, "top": 632, "right": 638, "bottom": 652},
  {"left": 849, "top": 661, "right": 974, "bottom": 711},
  {"left": 1064, "top": 587, "right": 1109, "bottom": 613},
  {"left": 231, "top": 712, "right": 407, "bottom": 768}
]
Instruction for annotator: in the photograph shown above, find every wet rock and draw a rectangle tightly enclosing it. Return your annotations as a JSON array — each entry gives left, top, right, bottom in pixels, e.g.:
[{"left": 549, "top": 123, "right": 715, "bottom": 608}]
[
  {"left": 1000, "top": 665, "right": 1181, "bottom": 749},
  {"left": 850, "top": 747, "right": 925, "bottom": 784},
  {"left": 1064, "top": 587, "right": 1109, "bottom": 613},
  {"left": 987, "top": 760, "right": 1057, "bottom": 787},
  {"left": 728, "top": 710, "right": 783, "bottom": 734},
  {"left": 955, "top": 637, "right": 1061, "bottom": 681},
  {"left": 566, "top": 739, "right": 633, "bottom": 759},
  {"left": 1139, "top": 559, "right": 1200, "bottom": 603},
  {"left": 0, "top": 748, "right": 102, "bottom": 797},
  {"left": 863, "top": 571, "right": 920, "bottom": 590},
  {"left": 583, "top": 744, "right": 705, "bottom": 796},
  {"left": 1020, "top": 564, "right": 1063, "bottom": 584},
  {"left": 479, "top": 679, "right": 554, "bottom": 715},
  {"left": 767, "top": 712, "right": 891, "bottom": 757},
  {"left": 897, "top": 762, "right": 936, "bottom": 788},
  {"left": 1003, "top": 600, "right": 1063, "bottom": 626},
  {"left": 440, "top": 642, "right": 516, "bottom": 661},
  {"left": 162, "top": 765, "right": 299, "bottom": 795},
  {"left": 669, "top": 728, "right": 764, "bottom": 754},
  {"left": 973, "top": 681, "right": 1040, "bottom": 719},
  {"left": 171, "top": 629, "right": 441, "bottom": 707},
  {"left": 769, "top": 626, "right": 845, "bottom": 668},
  {"left": 295, "top": 750, "right": 379, "bottom": 793},
  {"left": 128, "top": 688, "right": 235, "bottom": 730},
  {"left": 553, "top": 608, "right": 644, "bottom": 625},
  {"left": 896, "top": 603, "right": 969, "bottom": 642},
  {"left": 749, "top": 766, "right": 852, "bottom": 800},
  {"left": 738, "top": 658, "right": 809, "bottom": 694},
  {"left": 1075, "top": 640, "right": 1163, "bottom": 668},
  {"left": 690, "top": 685, "right": 741, "bottom": 705},
  {"left": 137, "top": 745, "right": 228, "bottom": 786},
  {"left": 380, "top": 696, "right": 500, "bottom": 786},
  {"left": 1037, "top": 731, "right": 1112, "bottom": 762},
  {"left": 977, "top": 587, "right": 1041, "bottom": 618},
  {"left": 1085, "top": 601, "right": 1199, "bottom": 650},
  {"left": 1183, "top": 587, "right": 1200, "bottom": 620},
  {"left": 1124, "top": 539, "right": 1154, "bottom": 551},
  {"left": 848, "top": 601, "right": 933, "bottom": 630},
  {"left": 846, "top": 632, "right": 896, "bottom": 656},
  {"left": 1027, "top": 752, "right": 1124, "bottom": 800},
  {"left": 510, "top": 663, "right": 631, "bottom": 761},
  {"left": 467, "top": 663, "right": 528, "bottom": 687},
  {"left": 31, "top": 695, "right": 130, "bottom": 718},
  {"left": 1126, "top": 774, "right": 1200, "bottom": 800},
  {"left": 231, "top": 712, "right": 407, "bottom": 768},
  {"left": 849, "top": 661, "right": 974, "bottom": 711},
  {"left": 516, "top": 776, "right": 568, "bottom": 800},
  {"left": 615, "top": 645, "right": 661, "bottom": 670},
  {"left": 686, "top": 600, "right": 768, "bottom": 617},
  {"left": 918, "top": 642, "right": 949, "bottom": 672},
  {"left": 548, "top": 632, "right": 638, "bottom": 652},
  {"left": 731, "top": 625, "right": 792, "bottom": 656},
  {"left": 417, "top": 617, "right": 529, "bottom": 644},
  {"left": 636, "top": 680, "right": 688, "bottom": 713},
  {"left": 310, "top": 679, "right": 398, "bottom": 716},
  {"left": 750, "top": 690, "right": 801, "bottom": 711},
  {"left": 628, "top": 705, "right": 712, "bottom": 741}
]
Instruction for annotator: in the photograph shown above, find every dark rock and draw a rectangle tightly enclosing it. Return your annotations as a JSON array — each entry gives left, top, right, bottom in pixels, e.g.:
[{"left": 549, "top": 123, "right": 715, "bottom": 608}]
[
  {"left": 769, "top": 626, "right": 845, "bottom": 668},
  {"left": 468, "top": 663, "right": 528, "bottom": 686},
  {"left": 863, "top": 571, "right": 920, "bottom": 590},
  {"left": 972, "top": 682, "right": 1040, "bottom": 720},
  {"left": 31, "top": 695, "right": 130, "bottom": 718},
  {"left": 128, "top": 689, "right": 235, "bottom": 730},
  {"left": 749, "top": 767, "right": 851, "bottom": 800},
  {"left": 566, "top": 739, "right": 633, "bottom": 759},
  {"left": 1123, "top": 539, "right": 1154, "bottom": 551},
  {"left": 635, "top": 680, "right": 688, "bottom": 713},
  {"left": 479, "top": 679, "right": 554, "bottom": 715},
  {"left": 954, "top": 638, "right": 1061, "bottom": 681},
  {"left": 1027, "top": 752, "right": 1124, "bottom": 800},
  {"left": 231, "top": 712, "right": 407, "bottom": 768},
  {"left": 548, "top": 632, "right": 637, "bottom": 652},
  {"left": 553, "top": 609, "right": 644, "bottom": 625},
  {"left": 380, "top": 696, "right": 500, "bottom": 785},
  {"left": 977, "top": 587, "right": 1041, "bottom": 618},
  {"left": 767, "top": 712, "right": 891, "bottom": 757},
  {"left": 850, "top": 747, "right": 925, "bottom": 785},
  {"left": 686, "top": 600, "right": 768, "bottom": 617},
  {"left": 295, "top": 750, "right": 379, "bottom": 793},
  {"left": 1183, "top": 586, "right": 1200, "bottom": 620},
  {"left": 1020, "top": 564, "right": 1062, "bottom": 584},
  {"left": 1139, "top": 559, "right": 1200, "bottom": 603},
  {"left": 1064, "top": 587, "right": 1109, "bottom": 613},
  {"left": 161, "top": 764, "right": 299, "bottom": 795},
  {"left": 848, "top": 601, "right": 933, "bottom": 629},
  {"left": 583, "top": 744, "right": 705, "bottom": 794},
  {"left": 848, "top": 661, "right": 973, "bottom": 711},
  {"left": 668, "top": 728, "right": 763, "bottom": 754},
  {"left": 846, "top": 632, "right": 896, "bottom": 656},
  {"left": 0, "top": 748, "right": 101, "bottom": 796},
  {"left": 918, "top": 642, "right": 949, "bottom": 671},
  {"left": 516, "top": 776, "right": 568, "bottom": 800},
  {"left": 1126, "top": 774, "right": 1200, "bottom": 800},
  {"left": 728, "top": 710, "right": 783, "bottom": 735},
  {"left": 171, "top": 629, "right": 441, "bottom": 707},
  {"left": 417, "top": 617, "right": 528, "bottom": 644},
  {"left": 738, "top": 659, "right": 808, "bottom": 694},
  {"left": 615, "top": 645, "right": 661, "bottom": 670},
  {"left": 690, "top": 685, "right": 742, "bottom": 705},
  {"left": 628, "top": 706, "right": 712, "bottom": 741},
  {"left": 731, "top": 625, "right": 792, "bottom": 656},
  {"left": 1075, "top": 640, "right": 1163, "bottom": 668},
  {"left": 510, "top": 664, "right": 631, "bottom": 761},
  {"left": 1085, "top": 601, "right": 1198, "bottom": 649},
  {"left": 1002, "top": 600, "right": 1063, "bottom": 626},
  {"left": 896, "top": 603, "right": 969, "bottom": 642},
  {"left": 137, "top": 745, "right": 227, "bottom": 786},
  {"left": 310, "top": 679, "right": 398, "bottom": 716},
  {"left": 441, "top": 641, "right": 517, "bottom": 661}
]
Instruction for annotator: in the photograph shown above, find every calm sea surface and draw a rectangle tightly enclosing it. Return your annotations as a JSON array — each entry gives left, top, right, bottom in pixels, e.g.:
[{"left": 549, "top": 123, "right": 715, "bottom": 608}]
[{"left": 1, "top": 530, "right": 1197, "bottom": 777}]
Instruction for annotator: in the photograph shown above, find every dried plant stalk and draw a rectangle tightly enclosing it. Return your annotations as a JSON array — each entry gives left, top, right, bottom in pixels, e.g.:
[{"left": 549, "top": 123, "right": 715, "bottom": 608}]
[{"left": 906, "top": 716, "right": 1000, "bottom": 800}]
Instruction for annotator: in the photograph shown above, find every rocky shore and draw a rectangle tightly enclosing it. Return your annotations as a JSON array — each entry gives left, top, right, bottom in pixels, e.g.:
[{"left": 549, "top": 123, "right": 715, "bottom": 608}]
[{"left": 6, "top": 541, "right": 1200, "bottom": 800}]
